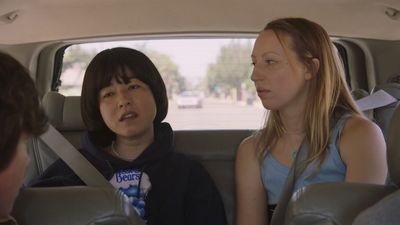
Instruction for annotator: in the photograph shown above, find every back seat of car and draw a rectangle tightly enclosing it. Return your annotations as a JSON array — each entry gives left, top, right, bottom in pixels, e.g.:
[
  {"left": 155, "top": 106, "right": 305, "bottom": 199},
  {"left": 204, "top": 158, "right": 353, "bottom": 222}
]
[
  {"left": 25, "top": 91, "right": 252, "bottom": 225},
  {"left": 26, "top": 80, "right": 400, "bottom": 225},
  {"left": 12, "top": 186, "right": 145, "bottom": 225}
]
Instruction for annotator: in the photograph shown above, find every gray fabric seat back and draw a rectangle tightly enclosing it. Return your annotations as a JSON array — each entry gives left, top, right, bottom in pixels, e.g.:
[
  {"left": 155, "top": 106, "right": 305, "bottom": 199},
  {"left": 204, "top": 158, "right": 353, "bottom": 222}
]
[
  {"left": 25, "top": 92, "right": 83, "bottom": 184},
  {"left": 286, "top": 183, "right": 396, "bottom": 225},
  {"left": 12, "top": 187, "right": 144, "bottom": 225},
  {"left": 351, "top": 104, "right": 400, "bottom": 225},
  {"left": 351, "top": 88, "right": 369, "bottom": 100},
  {"left": 386, "top": 102, "right": 400, "bottom": 187},
  {"left": 372, "top": 82, "right": 400, "bottom": 138},
  {"left": 174, "top": 130, "right": 251, "bottom": 225},
  {"left": 352, "top": 189, "right": 400, "bottom": 225}
]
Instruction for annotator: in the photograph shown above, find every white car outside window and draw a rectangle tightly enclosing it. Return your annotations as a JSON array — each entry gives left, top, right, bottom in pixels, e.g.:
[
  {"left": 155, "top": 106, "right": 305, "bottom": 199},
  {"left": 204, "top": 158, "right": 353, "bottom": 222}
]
[{"left": 176, "top": 91, "right": 204, "bottom": 109}]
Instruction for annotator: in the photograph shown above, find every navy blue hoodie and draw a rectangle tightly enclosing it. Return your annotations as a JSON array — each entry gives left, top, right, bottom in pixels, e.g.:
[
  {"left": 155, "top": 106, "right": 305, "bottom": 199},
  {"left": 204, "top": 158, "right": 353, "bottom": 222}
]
[{"left": 30, "top": 123, "right": 227, "bottom": 225}]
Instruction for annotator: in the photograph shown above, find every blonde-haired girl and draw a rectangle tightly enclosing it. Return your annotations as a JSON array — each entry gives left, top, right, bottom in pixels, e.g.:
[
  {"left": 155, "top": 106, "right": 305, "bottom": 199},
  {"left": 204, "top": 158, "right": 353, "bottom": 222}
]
[{"left": 235, "top": 17, "right": 387, "bottom": 225}]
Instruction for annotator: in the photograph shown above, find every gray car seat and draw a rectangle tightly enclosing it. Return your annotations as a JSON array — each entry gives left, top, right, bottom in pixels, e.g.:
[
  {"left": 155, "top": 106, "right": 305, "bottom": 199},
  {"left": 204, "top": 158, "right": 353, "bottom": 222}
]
[
  {"left": 23, "top": 91, "right": 251, "bottom": 225},
  {"left": 372, "top": 81, "right": 400, "bottom": 139},
  {"left": 352, "top": 189, "right": 400, "bottom": 225},
  {"left": 283, "top": 103, "right": 400, "bottom": 225},
  {"left": 351, "top": 88, "right": 369, "bottom": 100},
  {"left": 24, "top": 92, "right": 83, "bottom": 184},
  {"left": 12, "top": 187, "right": 144, "bottom": 225},
  {"left": 352, "top": 99, "right": 400, "bottom": 225}
]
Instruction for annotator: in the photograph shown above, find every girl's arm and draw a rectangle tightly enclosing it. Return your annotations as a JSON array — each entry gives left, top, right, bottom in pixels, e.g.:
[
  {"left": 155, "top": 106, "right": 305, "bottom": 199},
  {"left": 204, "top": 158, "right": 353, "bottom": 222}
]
[
  {"left": 235, "top": 136, "right": 268, "bottom": 225},
  {"left": 340, "top": 116, "right": 388, "bottom": 184}
]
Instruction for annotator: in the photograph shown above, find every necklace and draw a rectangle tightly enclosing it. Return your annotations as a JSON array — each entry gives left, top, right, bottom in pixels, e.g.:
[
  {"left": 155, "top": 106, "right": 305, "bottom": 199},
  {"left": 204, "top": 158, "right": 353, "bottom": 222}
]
[
  {"left": 111, "top": 141, "right": 121, "bottom": 157},
  {"left": 291, "top": 150, "right": 298, "bottom": 160},
  {"left": 282, "top": 133, "right": 304, "bottom": 161}
]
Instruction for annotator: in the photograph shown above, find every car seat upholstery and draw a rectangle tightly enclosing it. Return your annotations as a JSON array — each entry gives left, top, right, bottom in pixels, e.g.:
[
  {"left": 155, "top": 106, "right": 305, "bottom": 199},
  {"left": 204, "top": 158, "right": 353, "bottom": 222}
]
[
  {"left": 351, "top": 88, "right": 373, "bottom": 119},
  {"left": 24, "top": 91, "right": 250, "bottom": 225},
  {"left": 174, "top": 129, "right": 251, "bottom": 225},
  {"left": 283, "top": 103, "right": 400, "bottom": 225},
  {"left": 351, "top": 88, "right": 369, "bottom": 100},
  {"left": 351, "top": 102, "right": 400, "bottom": 225},
  {"left": 24, "top": 92, "right": 83, "bottom": 184},
  {"left": 372, "top": 82, "right": 400, "bottom": 138},
  {"left": 351, "top": 189, "right": 400, "bottom": 225},
  {"left": 386, "top": 98, "right": 400, "bottom": 187},
  {"left": 12, "top": 186, "right": 145, "bottom": 225}
]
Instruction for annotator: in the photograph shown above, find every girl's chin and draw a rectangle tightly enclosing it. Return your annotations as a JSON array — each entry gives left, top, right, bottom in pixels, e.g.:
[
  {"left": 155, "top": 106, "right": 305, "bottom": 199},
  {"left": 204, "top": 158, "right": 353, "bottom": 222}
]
[{"left": 261, "top": 102, "right": 277, "bottom": 110}]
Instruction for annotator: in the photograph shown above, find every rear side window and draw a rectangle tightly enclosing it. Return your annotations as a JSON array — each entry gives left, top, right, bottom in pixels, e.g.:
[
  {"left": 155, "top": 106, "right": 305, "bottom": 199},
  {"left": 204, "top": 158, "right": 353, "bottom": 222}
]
[
  {"left": 334, "top": 42, "right": 351, "bottom": 86},
  {"left": 57, "top": 38, "right": 266, "bottom": 130}
]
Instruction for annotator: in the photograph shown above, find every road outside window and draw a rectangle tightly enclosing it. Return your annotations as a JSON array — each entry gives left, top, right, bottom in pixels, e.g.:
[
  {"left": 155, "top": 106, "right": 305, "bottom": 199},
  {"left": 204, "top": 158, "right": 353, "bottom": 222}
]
[{"left": 59, "top": 38, "right": 266, "bottom": 130}]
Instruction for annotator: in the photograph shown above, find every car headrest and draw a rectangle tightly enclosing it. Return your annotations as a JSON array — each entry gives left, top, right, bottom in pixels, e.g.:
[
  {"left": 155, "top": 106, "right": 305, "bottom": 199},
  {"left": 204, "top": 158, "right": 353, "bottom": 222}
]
[
  {"left": 285, "top": 182, "right": 396, "bottom": 225},
  {"left": 12, "top": 186, "right": 145, "bottom": 225},
  {"left": 387, "top": 104, "right": 400, "bottom": 187},
  {"left": 351, "top": 88, "right": 369, "bottom": 100},
  {"left": 42, "top": 92, "right": 85, "bottom": 130}
]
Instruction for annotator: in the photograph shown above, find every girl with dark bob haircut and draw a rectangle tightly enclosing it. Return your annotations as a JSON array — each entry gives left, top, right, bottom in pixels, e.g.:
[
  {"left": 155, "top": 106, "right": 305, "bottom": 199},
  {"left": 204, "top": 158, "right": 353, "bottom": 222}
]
[
  {"left": 32, "top": 47, "right": 227, "bottom": 225},
  {"left": 81, "top": 47, "right": 168, "bottom": 147}
]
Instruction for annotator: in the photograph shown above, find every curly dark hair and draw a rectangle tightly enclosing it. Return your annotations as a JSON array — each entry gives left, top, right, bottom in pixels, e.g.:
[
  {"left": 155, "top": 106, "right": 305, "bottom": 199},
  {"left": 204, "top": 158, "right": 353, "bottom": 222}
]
[{"left": 0, "top": 52, "right": 48, "bottom": 172}]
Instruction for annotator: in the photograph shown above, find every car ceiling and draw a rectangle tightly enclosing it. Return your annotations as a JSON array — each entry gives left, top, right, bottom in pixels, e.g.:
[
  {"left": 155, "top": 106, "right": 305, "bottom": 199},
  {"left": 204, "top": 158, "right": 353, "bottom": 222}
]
[{"left": 0, "top": 0, "right": 400, "bottom": 45}]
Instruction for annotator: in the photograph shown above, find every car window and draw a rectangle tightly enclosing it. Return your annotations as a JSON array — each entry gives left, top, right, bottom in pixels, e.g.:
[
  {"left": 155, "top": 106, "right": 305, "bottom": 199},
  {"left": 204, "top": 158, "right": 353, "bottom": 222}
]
[{"left": 58, "top": 38, "right": 266, "bottom": 130}]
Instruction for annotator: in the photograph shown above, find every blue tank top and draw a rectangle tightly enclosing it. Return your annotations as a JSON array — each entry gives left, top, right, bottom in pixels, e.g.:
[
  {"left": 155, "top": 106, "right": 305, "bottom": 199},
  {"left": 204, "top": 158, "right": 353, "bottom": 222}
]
[{"left": 260, "top": 114, "right": 351, "bottom": 204}]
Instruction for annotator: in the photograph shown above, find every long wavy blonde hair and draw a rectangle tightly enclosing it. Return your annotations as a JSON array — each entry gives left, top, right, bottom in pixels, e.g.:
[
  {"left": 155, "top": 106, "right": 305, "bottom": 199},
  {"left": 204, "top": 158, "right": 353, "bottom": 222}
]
[{"left": 255, "top": 18, "right": 362, "bottom": 170}]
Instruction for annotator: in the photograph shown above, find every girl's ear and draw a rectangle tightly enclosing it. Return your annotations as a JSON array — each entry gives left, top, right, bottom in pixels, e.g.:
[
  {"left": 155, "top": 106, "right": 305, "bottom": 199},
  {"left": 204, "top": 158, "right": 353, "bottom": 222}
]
[{"left": 304, "top": 58, "right": 320, "bottom": 80}]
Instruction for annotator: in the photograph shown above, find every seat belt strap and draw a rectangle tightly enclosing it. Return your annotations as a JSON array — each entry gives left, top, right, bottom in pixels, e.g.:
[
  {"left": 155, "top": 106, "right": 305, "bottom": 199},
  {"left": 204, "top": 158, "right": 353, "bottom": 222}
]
[
  {"left": 39, "top": 125, "right": 113, "bottom": 188},
  {"left": 270, "top": 138, "right": 308, "bottom": 225}
]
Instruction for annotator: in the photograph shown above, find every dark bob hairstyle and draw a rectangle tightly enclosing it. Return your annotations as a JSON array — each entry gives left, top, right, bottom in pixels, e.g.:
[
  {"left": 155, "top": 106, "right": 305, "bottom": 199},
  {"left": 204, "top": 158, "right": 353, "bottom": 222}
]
[{"left": 81, "top": 47, "right": 168, "bottom": 147}]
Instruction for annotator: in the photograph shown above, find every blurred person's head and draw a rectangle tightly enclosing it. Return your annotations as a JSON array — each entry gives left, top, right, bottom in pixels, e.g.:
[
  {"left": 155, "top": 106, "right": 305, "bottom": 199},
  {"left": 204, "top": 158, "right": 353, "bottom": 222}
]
[{"left": 0, "top": 52, "right": 48, "bottom": 218}]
